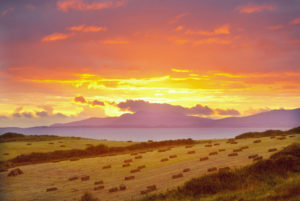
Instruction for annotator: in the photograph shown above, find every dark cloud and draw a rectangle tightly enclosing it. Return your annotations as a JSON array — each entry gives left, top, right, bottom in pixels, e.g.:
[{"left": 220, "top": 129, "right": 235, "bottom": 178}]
[
  {"left": 22, "top": 112, "right": 34, "bottom": 118},
  {"left": 74, "top": 96, "right": 104, "bottom": 107},
  {"left": 12, "top": 113, "right": 22, "bottom": 118},
  {"left": 91, "top": 100, "right": 104, "bottom": 106},
  {"left": 36, "top": 111, "right": 48, "bottom": 117},
  {"left": 74, "top": 96, "right": 87, "bottom": 103},
  {"left": 116, "top": 100, "right": 241, "bottom": 117},
  {"left": 117, "top": 100, "right": 214, "bottom": 116}
]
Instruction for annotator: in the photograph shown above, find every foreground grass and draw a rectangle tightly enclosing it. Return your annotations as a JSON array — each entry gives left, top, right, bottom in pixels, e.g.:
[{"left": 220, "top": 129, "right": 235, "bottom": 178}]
[{"left": 131, "top": 143, "right": 300, "bottom": 201}]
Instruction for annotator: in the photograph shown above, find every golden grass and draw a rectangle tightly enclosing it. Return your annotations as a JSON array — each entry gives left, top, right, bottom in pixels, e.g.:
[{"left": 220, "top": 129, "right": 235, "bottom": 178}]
[
  {"left": 0, "top": 138, "right": 136, "bottom": 161},
  {"left": 0, "top": 135, "right": 299, "bottom": 201}
]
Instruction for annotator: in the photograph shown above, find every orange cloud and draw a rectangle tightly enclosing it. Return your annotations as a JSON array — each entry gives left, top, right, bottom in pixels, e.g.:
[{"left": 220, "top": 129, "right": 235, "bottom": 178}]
[
  {"left": 194, "top": 38, "right": 231, "bottom": 45},
  {"left": 57, "top": 0, "right": 125, "bottom": 12},
  {"left": 238, "top": 4, "right": 276, "bottom": 14},
  {"left": 267, "top": 25, "right": 284, "bottom": 30},
  {"left": 69, "top": 24, "right": 107, "bottom": 32},
  {"left": 168, "top": 13, "right": 189, "bottom": 24},
  {"left": 171, "top": 68, "right": 191, "bottom": 73},
  {"left": 175, "top": 25, "right": 184, "bottom": 31},
  {"left": 185, "top": 24, "right": 230, "bottom": 36},
  {"left": 1, "top": 8, "right": 14, "bottom": 17},
  {"left": 41, "top": 33, "right": 72, "bottom": 42},
  {"left": 290, "top": 17, "right": 300, "bottom": 25},
  {"left": 174, "top": 39, "right": 188, "bottom": 45},
  {"left": 102, "top": 40, "right": 129, "bottom": 44}
]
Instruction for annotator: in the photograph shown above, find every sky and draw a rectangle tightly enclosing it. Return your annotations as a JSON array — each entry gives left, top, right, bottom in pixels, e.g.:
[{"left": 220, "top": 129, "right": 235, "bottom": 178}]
[{"left": 0, "top": 0, "right": 300, "bottom": 127}]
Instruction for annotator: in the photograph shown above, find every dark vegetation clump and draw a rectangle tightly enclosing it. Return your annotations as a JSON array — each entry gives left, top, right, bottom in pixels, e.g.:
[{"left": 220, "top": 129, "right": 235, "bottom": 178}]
[
  {"left": 0, "top": 132, "right": 81, "bottom": 143},
  {"left": 235, "top": 126, "right": 300, "bottom": 139},
  {"left": 137, "top": 143, "right": 300, "bottom": 201},
  {"left": 9, "top": 138, "right": 196, "bottom": 165}
]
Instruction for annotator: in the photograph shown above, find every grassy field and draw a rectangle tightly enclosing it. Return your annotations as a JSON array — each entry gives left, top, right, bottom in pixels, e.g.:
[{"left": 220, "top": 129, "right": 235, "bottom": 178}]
[
  {"left": 0, "top": 136, "right": 136, "bottom": 161},
  {"left": 0, "top": 133, "right": 298, "bottom": 201}
]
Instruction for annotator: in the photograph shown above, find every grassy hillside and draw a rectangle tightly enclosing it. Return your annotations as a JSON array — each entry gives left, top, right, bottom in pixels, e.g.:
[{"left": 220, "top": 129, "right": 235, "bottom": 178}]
[
  {"left": 235, "top": 126, "right": 300, "bottom": 139},
  {"left": 0, "top": 132, "right": 137, "bottom": 162},
  {"left": 134, "top": 143, "right": 300, "bottom": 201},
  {"left": 0, "top": 134, "right": 298, "bottom": 201}
]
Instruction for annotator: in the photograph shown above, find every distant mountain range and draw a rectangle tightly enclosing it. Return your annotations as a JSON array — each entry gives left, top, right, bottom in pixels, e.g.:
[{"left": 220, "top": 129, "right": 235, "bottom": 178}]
[
  {"left": 50, "top": 108, "right": 300, "bottom": 128},
  {"left": 0, "top": 109, "right": 299, "bottom": 135}
]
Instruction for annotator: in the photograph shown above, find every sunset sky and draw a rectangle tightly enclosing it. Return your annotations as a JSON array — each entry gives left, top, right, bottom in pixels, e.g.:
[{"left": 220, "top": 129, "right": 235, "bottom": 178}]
[{"left": 1, "top": 0, "right": 300, "bottom": 127}]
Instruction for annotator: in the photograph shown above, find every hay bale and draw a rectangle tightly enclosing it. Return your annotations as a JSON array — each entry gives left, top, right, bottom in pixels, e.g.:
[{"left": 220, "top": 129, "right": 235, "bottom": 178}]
[
  {"left": 135, "top": 155, "right": 142, "bottom": 159},
  {"left": 123, "top": 163, "right": 130, "bottom": 167},
  {"left": 169, "top": 154, "right": 177, "bottom": 158},
  {"left": 268, "top": 148, "right": 277, "bottom": 152},
  {"left": 205, "top": 144, "right": 212, "bottom": 147},
  {"left": 46, "top": 187, "right": 57, "bottom": 192},
  {"left": 183, "top": 168, "right": 190, "bottom": 172},
  {"left": 219, "top": 167, "right": 230, "bottom": 172},
  {"left": 172, "top": 173, "right": 183, "bottom": 179},
  {"left": 102, "top": 165, "right": 111, "bottom": 169},
  {"left": 253, "top": 156, "right": 263, "bottom": 161},
  {"left": 253, "top": 140, "right": 261, "bottom": 143},
  {"left": 68, "top": 176, "right": 78, "bottom": 181},
  {"left": 187, "top": 151, "right": 196, "bottom": 154},
  {"left": 209, "top": 152, "right": 218, "bottom": 155},
  {"left": 8, "top": 168, "right": 23, "bottom": 177},
  {"left": 138, "top": 165, "right": 146, "bottom": 169},
  {"left": 119, "top": 184, "right": 126, "bottom": 191},
  {"left": 207, "top": 167, "right": 217, "bottom": 172},
  {"left": 161, "top": 158, "right": 169, "bottom": 162},
  {"left": 218, "top": 149, "right": 226, "bottom": 152},
  {"left": 199, "top": 157, "right": 209, "bottom": 161},
  {"left": 213, "top": 143, "right": 220, "bottom": 146},
  {"left": 94, "top": 180, "right": 103, "bottom": 185},
  {"left": 109, "top": 187, "right": 118, "bottom": 193},
  {"left": 94, "top": 185, "right": 104, "bottom": 191},
  {"left": 124, "top": 159, "right": 133, "bottom": 163},
  {"left": 147, "top": 185, "right": 157, "bottom": 191},
  {"left": 233, "top": 148, "right": 242, "bottom": 152},
  {"left": 248, "top": 154, "right": 258, "bottom": 159},
  {"left": 124, "top": 175, "right": 135, "bottom": 180},
  {"left": 81, "top": 176, "right": 90, "bottom": 181},
  {"left": 130, "top": 169, "right": 140, "bottom": 173},
  {"left": 228, "top": 153, "right": 238, "bottom": 157}
]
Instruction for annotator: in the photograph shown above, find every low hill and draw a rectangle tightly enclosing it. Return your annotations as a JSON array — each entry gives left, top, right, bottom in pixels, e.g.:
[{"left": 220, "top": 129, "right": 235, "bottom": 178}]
[{"left": 235, "top": 126, "right": 300, "bottom": 139}]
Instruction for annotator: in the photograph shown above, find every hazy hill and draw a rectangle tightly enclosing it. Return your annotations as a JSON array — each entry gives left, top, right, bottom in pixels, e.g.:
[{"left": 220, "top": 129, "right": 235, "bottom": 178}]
[{"left": 51, "top": 108, "right": 300, "bottom": 128}]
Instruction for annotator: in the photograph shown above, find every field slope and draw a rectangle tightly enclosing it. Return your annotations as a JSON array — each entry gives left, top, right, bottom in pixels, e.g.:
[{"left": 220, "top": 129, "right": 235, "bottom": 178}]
[{"left": 0, "top": 131, "right": 298, "bottom": 201}]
